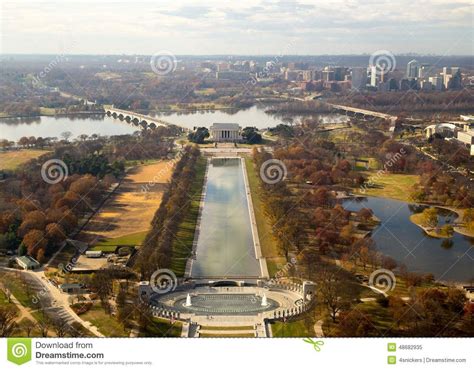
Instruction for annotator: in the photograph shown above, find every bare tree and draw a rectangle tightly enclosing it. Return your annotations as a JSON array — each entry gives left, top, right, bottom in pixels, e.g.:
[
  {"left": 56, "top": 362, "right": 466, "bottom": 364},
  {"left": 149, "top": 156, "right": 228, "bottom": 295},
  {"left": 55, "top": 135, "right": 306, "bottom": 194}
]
[
  {"left": 61, "top": 131, "right": 73, "bottom": 142},
  {"left": 316, "top": 267, "right": 351, "bottom": 323},
  {"left": 0, "top": 307, "right": 18, "bottom": 336},
  {"left": 22, "top": 320, "right": 37, "bottom": 337},
  {"left": 51, "top": 319, "right": 69, "bottom": 337}
]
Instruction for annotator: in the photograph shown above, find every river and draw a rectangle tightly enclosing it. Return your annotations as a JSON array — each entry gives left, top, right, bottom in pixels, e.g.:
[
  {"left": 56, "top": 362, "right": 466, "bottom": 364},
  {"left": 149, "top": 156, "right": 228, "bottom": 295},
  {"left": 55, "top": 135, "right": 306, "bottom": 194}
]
[{"left": 0, "top": 106, "right": 348, "bottom": 141}]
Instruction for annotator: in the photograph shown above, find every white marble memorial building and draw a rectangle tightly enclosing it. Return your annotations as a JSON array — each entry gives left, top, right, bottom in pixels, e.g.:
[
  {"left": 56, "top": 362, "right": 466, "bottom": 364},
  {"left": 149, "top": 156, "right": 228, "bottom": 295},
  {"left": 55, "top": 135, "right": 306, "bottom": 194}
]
[{"left": 209, "top": 123, "right": 242, "bottom": 142}]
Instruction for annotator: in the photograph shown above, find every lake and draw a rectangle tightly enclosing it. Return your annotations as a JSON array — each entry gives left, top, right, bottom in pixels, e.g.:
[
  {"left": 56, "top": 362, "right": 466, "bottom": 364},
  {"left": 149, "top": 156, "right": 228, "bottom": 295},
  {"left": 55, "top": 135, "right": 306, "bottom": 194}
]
[
  {"left": 343, "top": 197, "right": 474, "bottom": 283},
  {"left": 190, "top": 157, "right": 262, "bottom": 278},
  {"left": 0, "top": 106, "right": 348, "bottom": 141}
]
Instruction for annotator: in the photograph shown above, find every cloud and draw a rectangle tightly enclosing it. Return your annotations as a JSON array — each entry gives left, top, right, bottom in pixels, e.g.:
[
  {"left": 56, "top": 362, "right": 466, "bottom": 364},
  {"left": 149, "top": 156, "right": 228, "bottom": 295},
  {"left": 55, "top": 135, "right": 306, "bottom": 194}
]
[{"left": 0, "top": 0, "right": 472, "bottom": 54}]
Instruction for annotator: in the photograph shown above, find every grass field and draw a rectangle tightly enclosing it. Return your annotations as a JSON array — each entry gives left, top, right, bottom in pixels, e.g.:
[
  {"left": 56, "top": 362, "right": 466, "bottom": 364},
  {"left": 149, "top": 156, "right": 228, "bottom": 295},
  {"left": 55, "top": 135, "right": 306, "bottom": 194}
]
[
  {"left": 78, "top": 160, "right": 174, "bottom": 248},
  {"left": 355, "top": 171, "right": 420, "bottom": 202},
  {"left": 0, "top": 149, "right": 50, "bottom": 171},
  {"left": 170, "top": 157, "right": 207, "bottom": 276},
  {"left": 0, "top": 289, "right": 18, "bottom": 311},
  {"left": 245, "top": 158, "right": 285, "bottom": 276},
  {"left": 200, "top": 332, "right": 255, "bottom": 338},
  {"left": 80, "top": 303, "right": 129, "bottom": 337},
  {"left": 90, "top": 231, "right": 149, "bottom": 251},
  {"left": 194, "top": 88, "right": 216, "bottom": 95},
  {"left": 1, "top": 273, "right": 37, "bottom": 310},
  {"left": 95, "top": 72, "right": 121, "bottom": 80},
  {"left": 271, "top": 320, "right": 314, "bottom": 337},
  {"left": 141, "top": 317, "right": 183, "bottom": 337},
  {"left": 354, "top": 157, "right": 380, "bottom": 170},
  {"left": 353, "top": 301, "right": 394, "bottom": 333},
  {"left": 200, "top": 325, "right": 254, "bottom": 331},
  {"left": 39, "top": 107, "right": 56, "bottom": 115}
]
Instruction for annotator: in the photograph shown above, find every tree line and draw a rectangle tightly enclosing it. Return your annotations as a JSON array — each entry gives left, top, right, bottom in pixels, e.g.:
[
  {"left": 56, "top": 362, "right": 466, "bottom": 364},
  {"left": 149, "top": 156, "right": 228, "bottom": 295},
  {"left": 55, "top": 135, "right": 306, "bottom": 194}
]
[
  {"left": 0, "top": 129, "right": 176, "bottom": 262},
  {"left": 136, "top": 146, "right": 201, "bottom": 279}
]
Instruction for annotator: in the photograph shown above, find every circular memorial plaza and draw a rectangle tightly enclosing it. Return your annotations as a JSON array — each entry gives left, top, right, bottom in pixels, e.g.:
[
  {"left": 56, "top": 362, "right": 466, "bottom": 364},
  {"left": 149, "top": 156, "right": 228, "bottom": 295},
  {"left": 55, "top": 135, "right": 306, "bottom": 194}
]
[{"left": 148, "top": 282, "right": 312, "bottom": 320}]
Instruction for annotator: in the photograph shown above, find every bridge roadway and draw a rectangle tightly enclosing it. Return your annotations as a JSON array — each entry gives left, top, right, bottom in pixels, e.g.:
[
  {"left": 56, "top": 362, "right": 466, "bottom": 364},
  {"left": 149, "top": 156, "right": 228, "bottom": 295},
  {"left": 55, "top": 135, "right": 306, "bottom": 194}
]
[
  {"left": 104, "top": 106, "right": 182, "bottom": 129},
  {"left": 328, "top": 103, "right": 397, "bottom": 122}
]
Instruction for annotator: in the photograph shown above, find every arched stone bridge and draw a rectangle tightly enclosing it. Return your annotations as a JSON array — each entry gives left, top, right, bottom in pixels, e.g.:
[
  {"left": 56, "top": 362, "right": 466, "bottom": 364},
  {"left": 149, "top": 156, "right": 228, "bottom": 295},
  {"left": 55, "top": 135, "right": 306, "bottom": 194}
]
[{"left": 104, "top": 106, "right": 176, "bottom": 129}]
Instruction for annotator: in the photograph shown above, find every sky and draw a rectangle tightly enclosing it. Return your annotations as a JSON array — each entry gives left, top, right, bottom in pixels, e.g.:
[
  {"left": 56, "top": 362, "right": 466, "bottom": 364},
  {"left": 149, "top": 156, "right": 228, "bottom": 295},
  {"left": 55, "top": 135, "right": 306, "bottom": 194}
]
[{"left": 0, "top": 0, "right": 473, "bottom": 55}]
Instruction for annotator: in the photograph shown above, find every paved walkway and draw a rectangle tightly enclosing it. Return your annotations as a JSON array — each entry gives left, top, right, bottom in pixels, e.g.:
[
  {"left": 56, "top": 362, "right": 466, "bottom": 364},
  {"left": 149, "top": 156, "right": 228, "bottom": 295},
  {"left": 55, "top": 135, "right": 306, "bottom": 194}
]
[
  {"left": 26, "top": 269, "right": 104, "bottom": 337},
  {"left": 241, "top": 157, "right": 269, "bottom": 278},
  {"left": 314, "top": 319, "right": 324, "bottom": 337}
]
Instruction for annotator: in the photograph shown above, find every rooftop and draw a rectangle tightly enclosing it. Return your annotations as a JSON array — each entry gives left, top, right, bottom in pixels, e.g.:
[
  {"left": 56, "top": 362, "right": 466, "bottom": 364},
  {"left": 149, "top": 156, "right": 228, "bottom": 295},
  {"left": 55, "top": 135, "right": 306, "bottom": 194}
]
[
  {"left": 15, "top": 255, "right": 40, "bottom": 268},
  {"left": 210, "top": 123, "right": 241, "bottom": 130}
]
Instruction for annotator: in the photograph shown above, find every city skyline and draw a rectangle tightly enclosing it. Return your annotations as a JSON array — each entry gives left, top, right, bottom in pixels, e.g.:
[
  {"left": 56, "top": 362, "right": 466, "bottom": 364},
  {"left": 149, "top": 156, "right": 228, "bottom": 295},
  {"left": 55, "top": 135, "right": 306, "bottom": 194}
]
[{"left": 1, "top": 0, "right": 473, "bottom": 55}]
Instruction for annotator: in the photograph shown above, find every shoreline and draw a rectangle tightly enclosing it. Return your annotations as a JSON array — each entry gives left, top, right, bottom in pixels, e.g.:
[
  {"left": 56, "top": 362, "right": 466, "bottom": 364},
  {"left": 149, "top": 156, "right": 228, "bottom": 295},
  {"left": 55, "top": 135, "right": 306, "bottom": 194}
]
[
  {"left": 409, "top": 213, "right": 450, "bottom": 239},
  {"left": 0, "top": 111, "right": 105, "bottom": 119},
  {"left": 344, "top": 193, "right": 474, "bottom": 239},
  {"left": 417, "top": 204, "right": 474, "bottom": 239}
]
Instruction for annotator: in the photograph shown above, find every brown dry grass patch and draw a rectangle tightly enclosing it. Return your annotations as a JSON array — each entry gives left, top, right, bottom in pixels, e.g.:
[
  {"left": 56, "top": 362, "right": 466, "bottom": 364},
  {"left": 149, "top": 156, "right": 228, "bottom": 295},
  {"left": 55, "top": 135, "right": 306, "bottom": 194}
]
[{"left": 78, "top": 160, "right": 174, "bottom": 245}]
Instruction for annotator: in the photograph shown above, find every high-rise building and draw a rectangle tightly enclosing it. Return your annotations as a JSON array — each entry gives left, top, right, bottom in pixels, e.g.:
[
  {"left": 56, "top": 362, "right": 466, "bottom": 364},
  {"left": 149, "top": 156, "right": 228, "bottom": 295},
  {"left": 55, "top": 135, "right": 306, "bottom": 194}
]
[
  {"left": 322, "top": 68, "right": 335, "bottom": 81},
  {"left": 442, "top": 67, "right": 462, "bottom": 89},
  {"left": 370, "top": 66, "right": 378, "bottom": 87},
  {"left": 351, "top": 67, "right": 367, "bottom": 90},
  {"left": 301, "top": 70, "right": 313, "bottom": 81},
  {"left": 450, "top": 67, "right": 462, "bottom": 89},
  {"left": 288, "top": 62, "right": 309, "bottom": 70},
  {"left": 333, "top": 66, "right": 347, "bottom": 81},
  {"left": 418, "top": 64, "right": 433, "bottom": 79},
  {"left": 406, "top": 59, "right": 419, "bottom": 78},
  {"left": 429, "top": 76, "right": 443, "bottom": 91}
]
